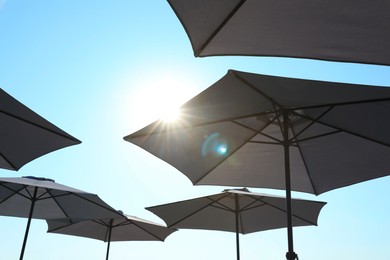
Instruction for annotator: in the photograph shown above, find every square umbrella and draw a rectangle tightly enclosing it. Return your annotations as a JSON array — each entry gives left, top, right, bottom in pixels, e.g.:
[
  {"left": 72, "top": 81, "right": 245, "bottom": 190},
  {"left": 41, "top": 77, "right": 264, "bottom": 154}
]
[
  {"left": 0, "top": 176, "right": 123, "bottom": 260},
  {"left": 146, "top": 188, "right": 326, "bottom": 260},
  {"left": 166, "top": 0, "right": 390, "bottom": 66},
  {"left": 0, "top": 88, "right": 81, "bottom": 171},
  {"left": 124, "top": 69, "right": 390, "bottom": 259},
  {"left": 46, "top": 213, "right": 177, "bottom": 260}
]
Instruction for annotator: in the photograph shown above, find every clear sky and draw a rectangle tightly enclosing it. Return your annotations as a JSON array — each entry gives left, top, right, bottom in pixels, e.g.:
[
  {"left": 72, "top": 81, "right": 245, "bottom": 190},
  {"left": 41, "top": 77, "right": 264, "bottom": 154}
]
[{"left": 0, "top": 1, "right": 389, "bottom": 259}]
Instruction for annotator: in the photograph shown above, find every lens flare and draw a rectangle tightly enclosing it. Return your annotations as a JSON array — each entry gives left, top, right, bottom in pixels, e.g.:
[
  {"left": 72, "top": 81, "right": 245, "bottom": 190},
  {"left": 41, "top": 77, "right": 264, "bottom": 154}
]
[{"left": 201, "top": 132, "right": 229, "bottom": 158}]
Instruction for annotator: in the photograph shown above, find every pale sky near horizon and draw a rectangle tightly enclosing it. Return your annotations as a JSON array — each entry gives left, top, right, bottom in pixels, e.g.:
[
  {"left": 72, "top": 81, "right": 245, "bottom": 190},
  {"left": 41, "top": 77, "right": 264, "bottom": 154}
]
[{"left": 0, "top": 1, "right": 389, "bottom": 259}]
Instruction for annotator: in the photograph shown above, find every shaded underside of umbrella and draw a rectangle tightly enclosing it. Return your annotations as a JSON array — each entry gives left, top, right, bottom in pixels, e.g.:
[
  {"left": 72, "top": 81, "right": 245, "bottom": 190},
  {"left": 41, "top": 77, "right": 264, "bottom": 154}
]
[
  {"left": 0, "top": 176, "right": 123, "bottom": 260},
  {"left": 125, "top": 69, "right": 390, "bottom": 196},
  {"left": 167, "top": 0, "right": 390, "bottom": 66},
  {"left": 47, "top": 215, "right": 176, "bottom": 242},
  {"left": 0, "top": 177, "right": 121, "bottom": 220},
  {"left": 125, "top": 69, "right": 390, "bottom": 259},
  {"left": 0, "top": 88, "right": 81, "bottom": 171},
  {"left": 146, "top": 188, "right": 326, "bottom": 260},
  {"left": 47, "top": 214, "right": 177, "bottom": 260},
  {"left": 147, "top": 188, "right": 325, "bottom": 233}
]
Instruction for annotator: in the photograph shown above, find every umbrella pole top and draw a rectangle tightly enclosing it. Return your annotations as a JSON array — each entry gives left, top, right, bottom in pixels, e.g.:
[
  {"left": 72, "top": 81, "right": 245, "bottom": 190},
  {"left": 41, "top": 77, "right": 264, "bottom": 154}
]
[{"left": 22, "top": 176, "right": 55, "bottom": 183}]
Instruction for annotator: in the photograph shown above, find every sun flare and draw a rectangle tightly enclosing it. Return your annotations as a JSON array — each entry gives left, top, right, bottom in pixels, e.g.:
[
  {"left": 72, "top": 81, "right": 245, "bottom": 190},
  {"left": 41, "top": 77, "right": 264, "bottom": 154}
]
[{"left": 128, "top": 72, "right": 199, "bottom": 128}]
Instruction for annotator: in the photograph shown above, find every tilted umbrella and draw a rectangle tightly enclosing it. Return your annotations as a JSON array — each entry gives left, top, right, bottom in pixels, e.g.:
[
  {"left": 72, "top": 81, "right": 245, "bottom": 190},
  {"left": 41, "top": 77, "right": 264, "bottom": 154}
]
[
  {"left": 0, "top": 88, "right": 81, "bottom": 171},
  {"left": 146, "top": 188, "right": 326, "bottom": 260},
  {"left": 0, "top": 176, "right": 123, "bottom": 260},
  {"left": 46, "top": 213, "right": 177, "bottom": 260},
  {"left": 166, "top": 0, "right": 390, "bottom": 66},
  {"left": 124, "top": 69, "right": 390, "bottom": 259}
]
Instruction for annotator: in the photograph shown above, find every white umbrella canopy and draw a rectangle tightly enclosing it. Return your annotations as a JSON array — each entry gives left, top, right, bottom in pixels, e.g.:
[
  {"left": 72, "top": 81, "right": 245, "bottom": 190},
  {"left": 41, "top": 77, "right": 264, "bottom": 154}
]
[
  {"left": 47, "top": 214, "right": 177, "bottom": 242},
  {"left": 0, "top": 88, "right": 81, "bottom": 171},
  {"left": 0, "top": 176, "right": 123, "bottom": 260},
  {"left": 146, "top": 188, "right": 326, "bottom": 260},
  {"left": 47, "top": 213, "right": 177, "bottom": 260},
  {"left": 167, "top": 0, "right": 390, "bottom": 66},
  {"left": 124, "top": 69, "right": 390, "bottom": 259}
]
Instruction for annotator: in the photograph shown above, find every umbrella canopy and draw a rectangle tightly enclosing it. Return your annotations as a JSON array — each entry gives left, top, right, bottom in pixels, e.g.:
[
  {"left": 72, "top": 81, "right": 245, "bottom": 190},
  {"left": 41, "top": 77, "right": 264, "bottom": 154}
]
[
  {"left": 125, "top": 69, "right": 390, "bottom": 195},
  {"left": 146, "top": 188, "right": 326, "bottom": 260},
  {"left": 47, "top": 214, "right": 177, "bottom": 260},
  {"left": 0, "top": 176, "right": 123, "bottom": 260},
  {"left": 0, "top": 88, "right": 81, "bottom": 171},
  {"left": 124, "top": 69, "right": 390, "bottom": 259},
  {"left": 167, "top": 0, "right": 390, "bottom": 66}
]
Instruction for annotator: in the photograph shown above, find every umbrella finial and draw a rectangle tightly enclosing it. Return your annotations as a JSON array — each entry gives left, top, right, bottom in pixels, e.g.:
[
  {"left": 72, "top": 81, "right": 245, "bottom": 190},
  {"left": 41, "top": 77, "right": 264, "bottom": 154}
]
[
  {"left": 223, "top": 187, "right": 249, "bottom": 193},
  {"left": 22, "top": 176, "right": 55, "bottom": 182}
]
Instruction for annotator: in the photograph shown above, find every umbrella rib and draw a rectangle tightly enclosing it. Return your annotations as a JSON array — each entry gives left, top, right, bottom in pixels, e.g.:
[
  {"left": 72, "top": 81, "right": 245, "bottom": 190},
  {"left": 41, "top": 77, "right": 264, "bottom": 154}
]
[
  {"left": 46, "top": 189, "right": 74, "bottom": 219},
  {"left": 288, "top": 106, "right": 334, "bottom": 142},
  {"left": 0, "top": 152, "right": 18, "bottom": 170},
  {"left": 233, "top": 71, "right": 285, "bottom": 109},
  {"left": 196, "top": 0, "right": 247, "bottom": 56},
  {"left": 232, "top": 118, "right": 283, "bottom": 144},
  {"left": 291, "top": 96, "right": 390, "bottom": 111},
  {"left": 195, "top": 115, "right": 283, "bottom": 184},
  {"left": 289, "top": 124, "right": 319, "bottom": 195},
  {"left": 233, "top": 71, "right": 390, "bottom": 110},
  {"left": 0, "top": 111, "right": 81, "bottom": 143},
  {"left": 70, "top": 193, "right": 121, "bottom": 215},
  {"left": 128, "top": 110, "right": 276, "bottom": 139},
  {"left": 298, "top": 108, "right": 390, "bottom": 147},
  {"left": 295, "top": 130, "right": 341, "bottom": 143},
  {"left": 35, "top": 188, "right": 58, "bottom": 201},
  {"left": 48, "top": 219, "right": 108, "bottom": 233},
  {"left": 0, "top": 183, "right": 32, "bottom": 201},
  {"left": 93, "top": 219, "right": 111, "bottom": 227},
  {"left": 209, "top": 199, "right": 238, "bottom": 213},
  {"left": 232, "top": 196, "right": 266, "bottom": 235},
  {"left": 237, "top": 197, "right": 265, "bottom": 213},
  {"left": 166, "top": 193, "right": 231, "bottom": 227},
  {"left": 113, "top": 219, "right": 132, "bottom": 228},
  {"left": 194, "top": 131, "right": 259, "bottom": 184},
  {"left": 42, "top": 191, "right": 121, "bottom": 220},
  {"left": 287, "top": 110, "right": 322, "bottom": 194},
  {"left": 0, "top": 183, "right": 29, "bottom": 203},
  {"left": 194, "top": 110, "right": 284, "bottom": 184},
  {"left": 47, "top": 220, "right": 75, "bottom": 232},
  {"left": 248, "top": 196, "right": 318, "bottom": 226},
  {"left": 37, "top": 190, "right": 74, "bottom": 200},
  {"left": 128, "top": 221, "right": 167, "bottom": 241}
]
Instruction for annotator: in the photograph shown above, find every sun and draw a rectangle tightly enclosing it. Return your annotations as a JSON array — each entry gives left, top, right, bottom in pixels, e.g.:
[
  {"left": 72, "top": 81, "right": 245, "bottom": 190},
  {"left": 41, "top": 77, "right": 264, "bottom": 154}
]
[
  {"left": 129, "top": 72, "right": 198, "bottom": 127},
  {"left": 160, "top": 106, "right": 181, "bottom": 122}
]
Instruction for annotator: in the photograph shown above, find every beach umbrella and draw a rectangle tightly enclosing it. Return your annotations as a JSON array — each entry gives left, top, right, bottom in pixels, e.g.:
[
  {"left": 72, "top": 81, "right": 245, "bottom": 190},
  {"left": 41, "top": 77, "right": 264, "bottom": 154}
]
[
  {"left": 146, "top": 188, "right": 326, "bottom": 260},
  {"left": 166, "top": 0, "right": 390, "bottom": 66},
  {"left": 124, "top": 69, "right": 390, "bottom": 259},
  {"left": 0, "top": 88, "right": 80, "bottom": 171},
  {"left": 46, "top": 213, "right": 177, "bottom": 260},
  {"left": 0, "top": 176, "right": 123, "bottom": 260}
]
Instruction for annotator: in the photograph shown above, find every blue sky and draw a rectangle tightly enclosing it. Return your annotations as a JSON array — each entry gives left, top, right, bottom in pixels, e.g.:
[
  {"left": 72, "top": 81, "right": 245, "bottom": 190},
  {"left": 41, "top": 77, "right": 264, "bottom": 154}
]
[{"left": 0, "top": 1, "right": 389, "bottom": 259}]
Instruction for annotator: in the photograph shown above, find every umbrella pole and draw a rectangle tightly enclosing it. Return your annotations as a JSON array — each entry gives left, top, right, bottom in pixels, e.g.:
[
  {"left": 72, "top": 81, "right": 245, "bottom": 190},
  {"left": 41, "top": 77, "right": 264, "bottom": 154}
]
[
  {"left": 234, "top": 194, "right": 240, "bottom": 260},
  {"left": 106, "top": 220, "right": 113, "bottom": 260},
  {"left": 20, "top": 187, "right": 38, "bottom": 260},
  {"left": 283, "top": 111, "right": 298, "bottom": 260}
]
